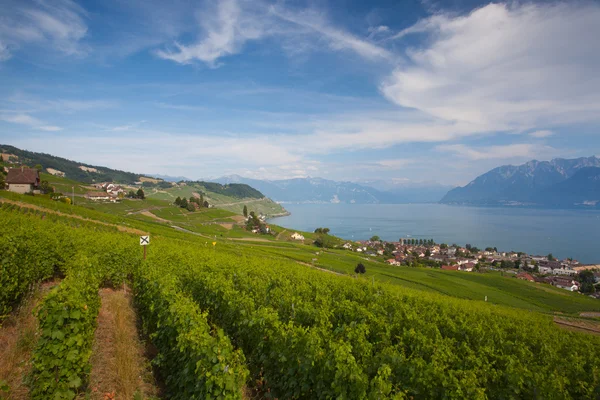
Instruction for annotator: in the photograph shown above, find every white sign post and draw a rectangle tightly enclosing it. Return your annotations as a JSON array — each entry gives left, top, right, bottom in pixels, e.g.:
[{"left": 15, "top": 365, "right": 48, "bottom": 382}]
[{"left": 140, "top": 235, "right": 150, "bottom": 259}]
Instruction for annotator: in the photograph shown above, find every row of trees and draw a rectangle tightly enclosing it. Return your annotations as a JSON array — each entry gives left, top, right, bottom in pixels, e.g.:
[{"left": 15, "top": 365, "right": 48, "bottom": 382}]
[{"left": 174, "top": 196, "right": 209, "bottom": 211}]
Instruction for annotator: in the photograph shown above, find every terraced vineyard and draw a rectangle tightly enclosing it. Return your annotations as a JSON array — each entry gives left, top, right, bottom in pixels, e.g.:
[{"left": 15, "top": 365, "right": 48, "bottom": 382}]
[{"left": 1, "top": 203, "right": 600, "bottom": 399}]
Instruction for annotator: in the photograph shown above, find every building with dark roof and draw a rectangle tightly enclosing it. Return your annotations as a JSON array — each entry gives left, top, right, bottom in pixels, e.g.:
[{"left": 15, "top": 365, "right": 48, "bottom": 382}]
[{"left": 5, "top": 167, "right": 40, "bottom": 194}]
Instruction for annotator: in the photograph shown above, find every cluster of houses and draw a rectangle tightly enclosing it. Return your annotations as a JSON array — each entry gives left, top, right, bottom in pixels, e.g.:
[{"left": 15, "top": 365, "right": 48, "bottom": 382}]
[
  {"left": 85, "top": 183, "right": 126, "bottom": 202},
  {"left": 345, "top": 239, "right": 600, "bottom": 294},
  {"left": 246, "top": 214, "right": 271, "bottom": 234}
]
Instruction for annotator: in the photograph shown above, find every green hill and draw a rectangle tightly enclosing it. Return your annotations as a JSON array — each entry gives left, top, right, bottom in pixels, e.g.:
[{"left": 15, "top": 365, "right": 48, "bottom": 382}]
[
  {"left": 144, "top": 181, "right": 287, "bottom": 217},
  {"left": 1, "top": 144, "right": 148, "bottom": 184}
]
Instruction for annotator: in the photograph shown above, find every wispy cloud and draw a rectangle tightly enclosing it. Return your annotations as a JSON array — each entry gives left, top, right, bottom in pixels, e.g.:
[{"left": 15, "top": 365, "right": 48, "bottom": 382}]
[
  {"left": 155, "top": 0, "right": 265, "bottom": 66},
  {"left": 155, "top": 0, "right": 393, "bottom": 67},
  {"left": 435, "top": 143, "right": 557, "bottom": 161},
  {"left": 529, "top": 130, "right": 554, "bottom": 138},
  {"left": 0, "top": 0, "right": 88, "bottom": 60},
  {"left": 6, "top": 94, "right": 116, "bottom": 113},
  {"left": 111, "top": 120, "right": 147, "bottom": 131},
  {"left": 269, "top": 5, "right": 393, "bottom": 61},
  {"left": 381, "top": 2, "right": 600, "bottom": 132},
  {"left": 0, "top": 40, "right": 11, "bottom": 61},
  {"left": 0, "top": 113, "right": 61, "bottom": 131}
]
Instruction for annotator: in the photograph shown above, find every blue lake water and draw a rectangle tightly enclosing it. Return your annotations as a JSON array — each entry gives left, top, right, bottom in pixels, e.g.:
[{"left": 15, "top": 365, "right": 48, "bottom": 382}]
[{"left": 269, "top": 204, "right": 600, "bottom": 263}]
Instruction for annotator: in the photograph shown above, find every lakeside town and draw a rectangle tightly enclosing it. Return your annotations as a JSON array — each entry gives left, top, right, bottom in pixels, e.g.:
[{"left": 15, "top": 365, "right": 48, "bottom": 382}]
[{"left": 335, "top": 236, "right": 600, "bottom": 297}]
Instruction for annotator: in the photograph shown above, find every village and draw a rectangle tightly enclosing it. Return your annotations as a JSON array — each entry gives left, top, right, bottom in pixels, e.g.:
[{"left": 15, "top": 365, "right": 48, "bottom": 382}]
[{"left": 330, "top": 236, "right": 600, "bottom": 296}]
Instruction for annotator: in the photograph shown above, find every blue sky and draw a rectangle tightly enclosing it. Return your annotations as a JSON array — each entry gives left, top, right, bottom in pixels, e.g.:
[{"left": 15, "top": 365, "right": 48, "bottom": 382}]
[{"left": 1, "top": 0, "right": 599, "bottom": 185}]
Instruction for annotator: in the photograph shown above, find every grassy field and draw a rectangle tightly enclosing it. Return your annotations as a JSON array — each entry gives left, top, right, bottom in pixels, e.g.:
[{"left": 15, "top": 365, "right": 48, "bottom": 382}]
[
  {"left": 41, "top": 173, "right": 93, "bottom": 195},
  {"left": 2, "top": 189, "right": 599, "bottom": 316}
]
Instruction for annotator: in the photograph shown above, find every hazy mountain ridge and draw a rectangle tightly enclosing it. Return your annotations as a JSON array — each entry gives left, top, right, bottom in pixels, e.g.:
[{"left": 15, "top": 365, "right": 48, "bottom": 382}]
[
  {"left": 214, "top": 175, "right": 451, "bottom": 204},
  {"left": 441, "top": 156, "right": 600, "bottom": 207}
]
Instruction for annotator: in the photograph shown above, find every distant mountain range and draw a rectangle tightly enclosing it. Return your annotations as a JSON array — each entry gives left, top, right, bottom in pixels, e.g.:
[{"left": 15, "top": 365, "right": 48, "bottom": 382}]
[
  {"left": 213, "top": 175, "right": 451, "bottom": 204},
  {"left": 441, "top": 156, "right": 600, "bottom": 208}
]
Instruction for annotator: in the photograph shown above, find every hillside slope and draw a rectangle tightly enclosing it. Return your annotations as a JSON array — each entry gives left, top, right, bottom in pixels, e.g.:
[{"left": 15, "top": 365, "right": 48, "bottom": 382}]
[
  {"left": 441, "top": 156, "right": 600, "bottom": 207},
  {"left": 0, "top": 144, "right": 144, "bottom": 183},
  {"left": 1, "top": 144, "right": 287, "bottom": 216},
  {"left": 145, "top": 181, "right": 288, "bottom": 217}
]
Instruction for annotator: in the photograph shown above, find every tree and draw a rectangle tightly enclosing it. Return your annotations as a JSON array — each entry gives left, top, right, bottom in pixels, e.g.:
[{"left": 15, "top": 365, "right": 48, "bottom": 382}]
[
  {"left": 370, "top": 235, "right": 380, "bottom": 242},
  {"left": 425, "top": 249, "right": 432, "bottom": 257},
  {"left": 440, "top": 243, "right": 448, "bottom": 249},
  {"left": 578, "top": 270, "right": 596, "bottom": 294},
  {"left": 243, "top": 205, "right": 248, "bottom": 217},
  {"left": 514, "top": 259, "right": 521, "bottom": 269},
  {"left": 547, "top": 253, "right": 555, "bottom": 261},
  {"left": 322, "top": 228, "right": 330, "bottom": 234},
  {"left": 0, "top": 173, "right": 5, "bottom": 189},
  {"left": 186, "top": 202, "right": 195, "bottom": 212},
  {"left": 127, "top": 190, "right": 136, "bottom": 199},
  {"left": 180, "top": 197, "right": 188, "bottom": 208},
  {"left": 355, "top": 263, "right": 366, "bottom": 274},
  {"left": 136, "top": 188, "right": 145, "bottom": 199},
  {"left": 466, "top": 244, "right": 472, "bottom": 251},
  {"left": 34, "top": 164, "right": 43, "bottom": 172},
  {"left": 385, "top": 242, "right": 395, "bottom": 254},
  {"left": 175, "top": 196, "right": 182, "bottom": 206},
  {"left": 203, "top": 201, "right": 209, "bottom": 208},
  {"left": 40, "top": 180, "right": 54, "bottom": 194}
]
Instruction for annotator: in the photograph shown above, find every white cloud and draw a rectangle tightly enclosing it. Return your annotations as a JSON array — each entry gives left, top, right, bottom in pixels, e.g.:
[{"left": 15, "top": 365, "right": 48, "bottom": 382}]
[
  {"left": 367, "top": 25, "right": 390, "bottom": 39},
  {"left": 376, "top": 159, "right": 415, "bottom": 169},
  {"left": 0, "top": 0, "right": 88, "bottom": 60},
  {"left": 111, "top": 121, "right": 146, "bottom": 132},
  {"left": 155, "top": 0, "right": 265, "bottom": 66},
  {"left": 0, "top": 113, "right": 62, "bottom": 131},
  {"left": 529, "top": 130, "right": 554, "bottom": 138},
  {"left": 381, "top": 2, "right": 600, "bottom": 132},
  {"left": 155, "top": 0, "right": 393, "bottom": 66},
  {"left": 5, "top": 94, "right": 116, "bottom": 113},
  {"left": 269, "top": 6, "right": 393, "bottom": 61},
  {"left": 435, "top": 143, "right": 556, "bottom": 161}
]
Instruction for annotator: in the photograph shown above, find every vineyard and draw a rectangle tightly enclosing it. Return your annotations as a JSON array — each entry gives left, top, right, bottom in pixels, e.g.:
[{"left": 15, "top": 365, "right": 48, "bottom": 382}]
[{"left": 1, "top": 204, "right": 600, "bottom": 399}]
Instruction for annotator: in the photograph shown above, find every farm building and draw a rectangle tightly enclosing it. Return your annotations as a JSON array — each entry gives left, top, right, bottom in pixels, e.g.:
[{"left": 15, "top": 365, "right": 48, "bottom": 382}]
[
  {"left": 5, "top": 167, "right": 40, "bottom": 194},
  {"left": 86, "top": 192, "right": 112, "bottom": 201}
]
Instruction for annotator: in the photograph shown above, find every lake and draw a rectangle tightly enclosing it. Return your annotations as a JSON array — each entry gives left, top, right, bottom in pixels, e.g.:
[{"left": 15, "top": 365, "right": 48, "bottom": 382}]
[{"left": 269, "top": 204, "right": 600, "bottom": 263}]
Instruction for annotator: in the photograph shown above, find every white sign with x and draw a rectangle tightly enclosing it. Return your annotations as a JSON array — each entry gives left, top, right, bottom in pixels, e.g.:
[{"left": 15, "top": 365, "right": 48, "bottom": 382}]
[{"left": 140, "top": 236, "right": 150, "bottom": 246}]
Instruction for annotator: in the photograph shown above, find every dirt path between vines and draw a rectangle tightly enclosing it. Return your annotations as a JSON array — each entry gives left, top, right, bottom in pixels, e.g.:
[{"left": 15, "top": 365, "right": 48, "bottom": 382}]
[
  {"left": 88, "top": 287, "right": 160, "bottom": 400},
  {"left": 554, "top": 316, "right": 600, "bottom": 336},
  {"left": 0, "top": 280, "right": 59, "bottom": 400},
  {"left": 0, "top": 198, "right": 145, "bottom": 235}
]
